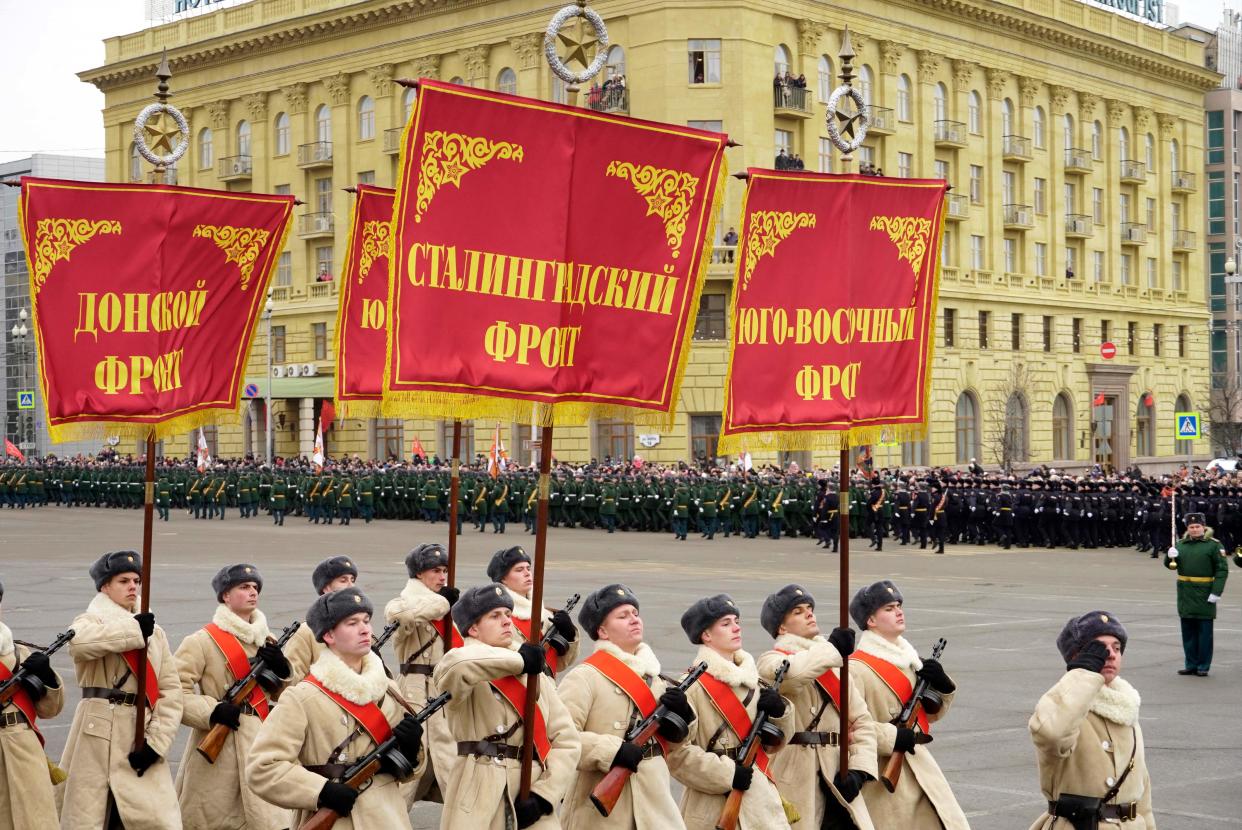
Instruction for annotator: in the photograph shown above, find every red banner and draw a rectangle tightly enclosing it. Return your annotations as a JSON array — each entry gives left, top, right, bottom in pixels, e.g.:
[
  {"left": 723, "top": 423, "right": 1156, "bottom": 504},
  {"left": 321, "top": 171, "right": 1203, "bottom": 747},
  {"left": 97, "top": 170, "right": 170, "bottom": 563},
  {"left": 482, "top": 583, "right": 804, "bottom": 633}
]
[
  {"left": 384, "top": 80, "right": 728, "bottom": 426},
  {"left": 335, "top": 184, "right": 395, "bottom": 416},
  {"left": 19, "top": 178, "right": 293, "bottom": 441},
  {"left": 719, "top": 170, "right": 946, "bottom": 452}
]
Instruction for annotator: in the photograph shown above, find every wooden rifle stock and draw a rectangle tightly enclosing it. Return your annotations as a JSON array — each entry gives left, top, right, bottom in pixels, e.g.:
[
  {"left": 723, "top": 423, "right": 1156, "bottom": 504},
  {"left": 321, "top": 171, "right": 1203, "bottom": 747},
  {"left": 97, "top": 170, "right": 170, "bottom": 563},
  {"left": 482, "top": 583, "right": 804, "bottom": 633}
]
[
  {"left": 298, "top": 757, "right": 383, "bottom": 830},
  {"left": 880, "top": 638, "right": 946, "bottom": 793},
  {"left": 715, "top": 659, "right": 788, "bottom": 830}
]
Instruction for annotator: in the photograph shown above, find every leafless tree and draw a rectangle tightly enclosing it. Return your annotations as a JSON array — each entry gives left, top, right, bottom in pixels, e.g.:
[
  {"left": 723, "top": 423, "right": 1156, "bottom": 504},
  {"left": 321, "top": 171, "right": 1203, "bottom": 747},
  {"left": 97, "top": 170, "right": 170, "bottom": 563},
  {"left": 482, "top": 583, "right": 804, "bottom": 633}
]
[
  {"left": 984, "top": 363, "right": 1035, "bottom": 473},
  {"left": 1208, "top": 377, "right": 1242, "bottom": 458}
]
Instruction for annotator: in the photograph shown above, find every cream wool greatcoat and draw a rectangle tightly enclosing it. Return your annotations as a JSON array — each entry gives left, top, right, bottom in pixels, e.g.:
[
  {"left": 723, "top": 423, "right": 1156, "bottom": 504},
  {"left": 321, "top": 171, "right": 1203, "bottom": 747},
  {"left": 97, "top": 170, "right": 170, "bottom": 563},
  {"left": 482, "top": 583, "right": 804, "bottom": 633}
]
[
  {"left": 246, "top": 648, "right": 423, "bottom": 830},
  {"left": 504, "top": 585, "right": 581, "bottom": 676},
  {"left": 1028, "top": 670, "right": 1155, "bottom": 830},
  {"left": 284, "top": 619, "right": 324, "bottom": 685},
  {"left": 757, "top": 633, "right": 878, "bottom": 830},
  {"left": 384, "top": 578, "right": 453, "bottom": 800},
  {"left": 557, "top": 640, "right": 686, "bottom": 830},
  {"left": 174, "top": 605, "right": 291, "bottom": 830},
  {"left": 432, "top": 636, "right": 581, "bottom": 829},
  {"left": 848, "top": 631, "right": 969, "bottom": 830},
  {"left": 0, "top": 622, "right": 65, "bottom": 829},
  {"left": 665, "top": 646, "right": 793, "bottom": 830},
  {"left": 57, "top": 593, "right": 185, "bottom": 830}
]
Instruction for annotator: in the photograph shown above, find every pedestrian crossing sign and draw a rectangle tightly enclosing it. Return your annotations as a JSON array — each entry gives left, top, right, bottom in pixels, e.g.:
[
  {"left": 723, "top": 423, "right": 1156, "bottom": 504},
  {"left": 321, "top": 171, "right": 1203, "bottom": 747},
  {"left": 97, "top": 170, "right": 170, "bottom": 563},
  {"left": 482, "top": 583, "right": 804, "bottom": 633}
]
[
  {"left": 1174, "top": 412, "right": 1200, "bottom": 440},
  {"left": 17, "top": 391, "right": 33, "bottom": 410}
]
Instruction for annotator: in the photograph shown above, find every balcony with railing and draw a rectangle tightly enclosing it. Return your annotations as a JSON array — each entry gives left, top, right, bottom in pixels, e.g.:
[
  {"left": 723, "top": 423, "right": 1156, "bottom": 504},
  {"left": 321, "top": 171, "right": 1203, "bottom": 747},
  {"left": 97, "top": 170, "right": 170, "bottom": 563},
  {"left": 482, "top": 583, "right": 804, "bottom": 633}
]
[
  {"left": 864, "top": 105, "right": 894, "bottom": 135},
  {"left": 1065, "top": 214, "right": 1092, "bottom": 238},
  {"left": 1003, "top": 203, "right": 1034, "bottom": 229},
  {"left": 1119, "top": 159, "right": 1146, "bottom": 183},
  {"left": 298, "top": 212, "right": 334, "bottom": 238},
  {"left": 1064, "top": 147, "right": 1093, "bottom": 174},
  {"left": 934, "top": 119, "right": 967, "bottom": 147},
  {"left": 1002, "top": 135, "right": 1032, "bottom": 162},
  {"left": 218, "top": 155, "right": 252, "bottom": 181},
  {"left": 309, "top": 281, "right": 337, "bottom": 300},
  {"left": 383, "top": 128, "right": 403, "bottom": 155},
  {"left": 146, "top": 169, "right": 177, "bottom": 185},
  {"left": 773, "top": 85, "right": 812, "bottom": 116},
  {"left": 1171, "top": 170, "right": 1195, "bottom": 192},
  {"left": 297, "top": 141, "right": 333, "bottom": 168},
  {"left": 1172, "top": 229, "right": 1196, "bottom": 251},
  {"left": 588, "top": 85, "right": 629, "bottom": 114},
  {"left": 1120, "top": 222, "right": 1146, "bottom": 245},
  {"left": 945, "top": 192, "right": 969, "bottom": 221}
]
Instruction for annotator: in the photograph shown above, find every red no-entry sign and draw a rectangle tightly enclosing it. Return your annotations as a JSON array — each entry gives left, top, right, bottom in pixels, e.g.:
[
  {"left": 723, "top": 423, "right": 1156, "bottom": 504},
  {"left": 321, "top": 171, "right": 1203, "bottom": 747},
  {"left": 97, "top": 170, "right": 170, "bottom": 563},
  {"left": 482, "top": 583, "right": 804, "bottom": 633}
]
[{"left": 1100, "top": 342, "right": 1116, "bottom": 359}]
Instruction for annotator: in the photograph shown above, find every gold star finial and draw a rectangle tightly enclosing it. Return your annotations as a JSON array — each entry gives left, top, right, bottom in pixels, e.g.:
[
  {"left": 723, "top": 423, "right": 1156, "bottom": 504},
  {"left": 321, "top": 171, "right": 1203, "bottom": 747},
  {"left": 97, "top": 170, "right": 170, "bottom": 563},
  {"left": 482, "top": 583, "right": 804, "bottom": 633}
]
[
  {"left": 143, "top": 111, "right": 182, "bottom": 156},
  {"left": 557, "top": 16, "right": 598, "bottom": 70}
]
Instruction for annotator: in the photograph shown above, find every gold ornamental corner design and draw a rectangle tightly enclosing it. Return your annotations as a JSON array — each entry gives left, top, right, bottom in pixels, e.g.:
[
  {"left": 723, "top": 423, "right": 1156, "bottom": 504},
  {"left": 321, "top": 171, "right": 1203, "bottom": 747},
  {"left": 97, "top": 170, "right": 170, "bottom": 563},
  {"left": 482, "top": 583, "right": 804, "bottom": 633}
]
[
  {"left": 192, "top": 224, "right": 272, "bottom": 292},
  {"left": 415, "top": 131, "right": 525, "bottom": 223},
  {"left": 869, "top": 215, "right": 932, "bottom": 302},
  {"left": 741, "top": 211, "right": 816, "bottom": 291},
  {"left": 32, "top": 218, "right": 123, "bottom": 294},
  {"left": 358, "top": 220, "right": 391, "bottom": 284},
  {"left": 606, "top": 161, "right": 700, "bottom": 260}
]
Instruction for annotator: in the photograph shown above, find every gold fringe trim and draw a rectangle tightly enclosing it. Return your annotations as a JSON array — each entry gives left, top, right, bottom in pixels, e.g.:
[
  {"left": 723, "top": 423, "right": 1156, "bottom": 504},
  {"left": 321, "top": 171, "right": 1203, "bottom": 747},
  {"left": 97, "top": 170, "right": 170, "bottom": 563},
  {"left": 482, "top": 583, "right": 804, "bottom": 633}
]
[
  {"left": 336, "top": 398, "right": 384, "bottom": 420},
  {"left": 46, "top": 407, "right": 244, "bottom": 445}
]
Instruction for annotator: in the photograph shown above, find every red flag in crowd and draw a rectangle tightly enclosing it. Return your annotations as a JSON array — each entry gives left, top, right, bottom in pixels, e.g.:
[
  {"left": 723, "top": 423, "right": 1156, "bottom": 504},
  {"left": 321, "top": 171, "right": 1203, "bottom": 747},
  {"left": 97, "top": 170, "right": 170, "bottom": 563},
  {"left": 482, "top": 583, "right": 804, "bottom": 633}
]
[{"left": 4, "top": 438, "right": 24, "bottom": 463}]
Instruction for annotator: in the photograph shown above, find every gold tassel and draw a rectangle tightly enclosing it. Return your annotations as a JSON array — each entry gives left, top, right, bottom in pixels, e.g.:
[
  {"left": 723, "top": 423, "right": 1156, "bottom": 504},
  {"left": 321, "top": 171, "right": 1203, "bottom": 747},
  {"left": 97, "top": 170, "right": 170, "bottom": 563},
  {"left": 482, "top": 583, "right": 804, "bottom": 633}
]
[
  {"left": 782, "top": 795, "right": 801, "bottom": 824},
  {"left": 47, "top": 756, "right": 67, "bottom": 785}
]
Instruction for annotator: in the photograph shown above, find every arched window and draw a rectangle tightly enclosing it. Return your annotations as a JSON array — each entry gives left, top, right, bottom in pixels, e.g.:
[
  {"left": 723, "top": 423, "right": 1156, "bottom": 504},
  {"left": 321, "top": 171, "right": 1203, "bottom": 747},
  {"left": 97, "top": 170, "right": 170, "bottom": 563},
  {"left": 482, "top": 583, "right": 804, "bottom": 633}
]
[
  {"left": 817, "top": 56, "right": 833, "bottom": 103},
  {"left": 314, "top": 105, "right": 331, "bottom": 143},
  {"left": 496, "top": 67, "right": 517, "bottom": 94},
  {"left": 129, "top": 143, "right": 142, "bottom": 181},
  {"left": 968, "top": 91, "right": 982, "bottom": 133},
  {"left": 897, "top": 74, "right": 912, "bottom": 121},
  {"left": 1005, "top": 393, "right": 1029, "bottom": 463},
  {"left": 606, "top": 45, "right": 626, "bottom": 79},
  {"left": 1053, "top": 393, "right": 1073, "bottom": 459},
  {"left": 1145, "top": 133, "right": 1155, "bottom": 169},
  {"left": 449, "top": 76, "right": 465, "bottom": 86},
  {"left": 934, "top": 83, "right": 948, "bottom": 122},
  {"left": 1118, "top": 126, "right": 1130, "bottom": 161},
  {"left": 774, "top": 44, "right": 792, "bottom": 76},
  {"left": 198, "top": 128, "right": 213, "bottom": 169},
  {"left": 1033, "top": 106, "right": 1046, "bottom": 149},
  {"left": 357, "top": 96, "right": 375, "bottom": 140},
  {"left": 273, "top": 112, "right": 290, "bottom": 156},
  {"left": 236, "top": 120, "right": 251, "bottom": 156},
  {"left": 1091, "top": 121, "right": 1103, "bottom": 160},
  {"left": 1136, "top": 394, "right": 1155, "bottom": 456},
  {"left": 1001, "top": 98, "right": 1014, "bottom": 136},
  {"left": 1175, "top": 394, "right": 1193, "bottom": 455},
  {"left": 955, "top": 391, "right": 980, "bottom": 463},
  {"left": 1170, "top": 138, "right": 1180, "bottom": 171},
  {"left": 1063, "top": 113, "right": 1075, "bottom": 149},
  {"left": 859, "top": 65, "right": 873, "bottom": 105},
  {"left": 402, "top": 88, "right": 417, "bottom": 123}
]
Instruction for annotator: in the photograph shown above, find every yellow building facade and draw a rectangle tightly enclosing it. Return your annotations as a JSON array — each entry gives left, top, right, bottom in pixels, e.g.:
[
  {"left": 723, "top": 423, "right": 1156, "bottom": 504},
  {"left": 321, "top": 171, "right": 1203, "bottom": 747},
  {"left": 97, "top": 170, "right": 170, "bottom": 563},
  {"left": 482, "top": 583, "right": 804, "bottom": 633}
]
[{"left": 80, "top": 0, "right": 1217, "bottom": 471}]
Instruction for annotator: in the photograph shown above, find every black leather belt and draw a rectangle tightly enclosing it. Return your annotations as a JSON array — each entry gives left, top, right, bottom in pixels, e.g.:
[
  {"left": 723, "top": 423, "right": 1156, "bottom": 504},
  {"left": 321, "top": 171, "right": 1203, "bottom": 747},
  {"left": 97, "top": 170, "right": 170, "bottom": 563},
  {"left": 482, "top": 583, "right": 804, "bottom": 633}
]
[
  {"left": 400, "top": 663, "right": 433, "bottom": 676},
  {"left": 0, "top": 710, "right": 29, "bottom": 728},
  {"left": 457, "top": 740, "right": 520, "bottom": 760},
  {"left": 81, "top": 687, "right": 137, "bottom": 706},
  {"left": 640, "top": 741, "right": 664, "bottom": 759},
  {"left": 1048, "top": 801, "right": 1138, "bottom": 822},
  {"left": 790, "top": 731, "right": 840, "bottom": 746}
]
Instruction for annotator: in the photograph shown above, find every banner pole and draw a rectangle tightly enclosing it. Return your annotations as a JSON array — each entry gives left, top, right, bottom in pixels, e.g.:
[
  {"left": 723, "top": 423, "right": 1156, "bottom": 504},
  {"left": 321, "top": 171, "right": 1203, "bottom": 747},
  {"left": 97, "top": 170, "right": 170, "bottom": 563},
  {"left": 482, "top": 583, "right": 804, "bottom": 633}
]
[
  {"left": 132, "top": 431, "right": 156, "bottom": 752},
  {"left": 837, "top": 445, "right": 850, "bottom": 773},
  {"left": 444, "top": 421, "right": 462, "bottom": 649},
  {"left": 519, "top": 419, "right": 553, "bottom": 798}
]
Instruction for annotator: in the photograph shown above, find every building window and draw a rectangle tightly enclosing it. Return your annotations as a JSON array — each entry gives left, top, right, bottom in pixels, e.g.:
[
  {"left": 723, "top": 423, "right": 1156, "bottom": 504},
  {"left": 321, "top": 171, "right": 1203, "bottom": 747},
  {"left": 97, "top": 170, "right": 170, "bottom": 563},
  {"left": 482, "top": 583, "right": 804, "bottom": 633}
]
[
  {"left": 693, "top": 293, "right": 727, "bottom": 340},
  {"left": 934, "top": 160, "right": 949, "bottom": 181},
  {"left": 1213, "top": 321, "right": 1227, "bottom": 389},
  {"left": 1135, "top": 397, "right": 1155, "bottom": 456},
  {"left": 357, "top": 170, "right": 374, "bottom": 185},
  {"left": 315, "top": 177, "right": 332, "bottom": 213},
  {"left": 817, "top": 56, "right": 833, "bottom": 103},
  {"left": 1092, "top": 188, "right": 1104, "bottom": 224},
  {"left": 1208, "top": 110, "right": 1224, "bottom": 164},
  {"left": 689, "top": 414, "right": 721, "bottom": 463},
  {"left": 272, "top": 325, "right": 286, "bottom": 363},
  {"left": 968, "top": 91, "right": 982, "bottom": 134},
  {"left": 898, "top": 152, "right": 912, "bottom": 178},
  {"left": 315, "top": 245, "right": 333, "bottom": 280},
  {"left": 1178, "top": 325, "right": 1187, "bottom": 357},
  {"left": 943, "top": 308, "right": 956, "bottom": 347},
  {"left": 357, "top": 96, "right": 375, "bottom": 140},
  {"left": 941, "top": 229, "right": 953, "bottom": 267},
  {"left": 1063, "top": 113, "right": 1075, "bottom": 150},
  {"left": 1170, "top": 138, "right": 1180, "bottom": 172},
  {"left": 497, "top": 67, "right": 517, "bottom": 95},
  {"left": 237, "top": 120, "right": 251, "bottom": 156},
  {"left": 1101, "top": 319, "right": 1111, "bottom": 345},
  {"left": 1033, "top": 177, "right": 1046, "bottom": 215},
  {"left": 1002, "top": 98, "right": 1014, "bottom": 135},
  {"left": 1145, "top": 197, "right": 1155, "bottom": 230},
  {"left": 1146, "top": 258, "right": 1157, "bottom": 289},
  {"left": 1208, "top": 171, "right": 1225, "bottom": 235},
  {"left": 1144, "top": 133, "right": 1155, "bottom": 169},
  {"left": 373, "top": 418, "right": 404, "bottom": 461},
  {"left": 1043, "top": 316, "right": 1053, "bottom": 352},
  {"left": 1002, "top": 238, "right": 1016, "bottom": 274},
  {"left": 1065, "top": 245, "right": 1078, "bottom": 278},
  {"left": 859, "top": 65, "right": 873, "bottom": 105},
  {"left": 978, "top": 310, "right": 990, "bottom": 349},
  {"left": 1033, "top": 106, "right": 1046, "bottom": 149},
  {"left": 315, "top": 105, "right": 331, "bottom": 143},
  {"left": 774, "top": 44, "right": 792, "bottom": 77},
  {"left": 897, "top": 74, "right": 912, "bottom": 121},
  {"left": 818, "top": 138, "right": 832, "bottom": 173},
  {"left": 1052, "top": 392, "right": 1072, "bottom": 459},
  {"left": 1172, "top": 260, "right": 1183, "bottom": 291},
  {"left": 969, "top": 165, "right": 983, "bottom": 204},
  {"left": 606, "top": 45, "right": 626, "bottom": 79},
  {"left": 1175, "top": 394, "right": 1193, "bottom": 454},
  {"left": 198, "top": 128, "right": 213, "bottom": 170},
  {"left": 955, "top": 392, "right": 979, "bottom": 464},
  {"left": 1211, "top": 242, "right": 1226, "bottom": 312},
  {"left": 275, "top": 252, "right": 292, "bottom": 286},
  {"left": 595, "top": 419, "right": 634, "bottom": 462},
  {"left": 970, "top": 235, "right": 984, "bottom": 269},
  {"left": 1120, "top": 253, "right": 1131, "bottom": 285},
  {"left": 440, "top": 420, "right": 475, "bottom": 460},
  {"left": 934, "top": 83, "right": 948, "bottom": 122},
  {"left": 1127, "top": 321, "right": 1137, "bottom": 355},
  {"left": 312, "top": 322, "right": 328, "bottom": 361},
  {"left": 274, "top": 184, "right": 291, "bottom": 196},
  {"left": 1091, "top": 121, "right": 1103, "bottom": 160},
  {"left": 775, "top": 129, "right": 793, "bottom": 161},
  {"left": 1093, "top": 251, "right": 1104, "bottom": 283},
  {"left": 274, "top": 112, "right": 290, "bottom": 156},
  {"left": 1118, "top": 126, "right": 1130, "bottom": 162},
  {"left": 1002, "top": 170, "right": 1016, "bottom": 205},
  {"left": 901, "top": 439, "right": 928, "bottom": 466},
  {"left": 1119, "top": 193, "right": 1131, "bottom": 224},
  {"left": 1153, "top": 323, "right": 1162, "bottom": 356},
  {"left": 688, "top": 39, "right": 721, "bottom": 84},
  {"left": 1005, "top": 394, "right": 1029, "bottom": 462},
  {"left": 858, "top": 145, "right": 874, "bottom": 167},
  {"left": 1034, "top": 242, "right": 1047, "bottom": 276},
  {"left": 1011, "top": 313, "right": 1022, "bottom": 350},
  {"left": 1065, "top": 181, "right": 1077, "bottom": 212},
  {"left": 1072, "top": 318, "right": 1082, "bottom": 353},
  {"left": 403, "top": 87, "right": 417, "bottom": 123}
]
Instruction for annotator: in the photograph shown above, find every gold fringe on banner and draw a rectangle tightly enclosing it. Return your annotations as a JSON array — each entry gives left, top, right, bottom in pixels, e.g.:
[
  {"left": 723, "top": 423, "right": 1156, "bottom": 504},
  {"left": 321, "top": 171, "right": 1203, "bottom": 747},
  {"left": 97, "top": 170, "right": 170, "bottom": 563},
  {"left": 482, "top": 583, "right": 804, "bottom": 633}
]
[{"left": 46, "top": 407, "right": 244, "bottom": 446}]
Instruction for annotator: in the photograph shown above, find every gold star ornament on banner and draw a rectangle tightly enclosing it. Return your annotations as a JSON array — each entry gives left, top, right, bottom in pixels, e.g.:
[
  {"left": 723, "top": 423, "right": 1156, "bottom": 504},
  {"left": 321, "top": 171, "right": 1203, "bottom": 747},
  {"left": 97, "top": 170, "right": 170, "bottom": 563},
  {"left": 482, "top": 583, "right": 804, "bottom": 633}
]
[
  {"left": 558, "top": 16, "right": 598, "bottom": 70},
  {"left": 143, "top": 111, "right": 182, "bottom": 156}
]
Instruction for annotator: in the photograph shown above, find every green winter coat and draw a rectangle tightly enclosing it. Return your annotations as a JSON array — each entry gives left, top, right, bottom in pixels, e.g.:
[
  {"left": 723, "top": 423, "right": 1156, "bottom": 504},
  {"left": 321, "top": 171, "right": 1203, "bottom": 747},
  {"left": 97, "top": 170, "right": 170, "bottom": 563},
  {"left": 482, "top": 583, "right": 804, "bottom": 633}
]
[{"left": 1164, "top": 530, "right": 1229, "bottom": 619}]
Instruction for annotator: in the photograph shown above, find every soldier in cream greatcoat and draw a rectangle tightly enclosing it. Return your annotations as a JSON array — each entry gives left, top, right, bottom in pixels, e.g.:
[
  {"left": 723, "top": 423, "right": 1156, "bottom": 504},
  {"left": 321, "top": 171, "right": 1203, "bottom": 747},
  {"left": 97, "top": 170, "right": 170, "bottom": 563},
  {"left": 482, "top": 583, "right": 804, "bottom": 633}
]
[
  {"left": 174, "top": 564, "right": 292, "bottom": 829},
  {"left": 432, "top": 583, "right": 581, "bottom": 829},
  {"left": 285, "top": 556, "right": 360, "bottom": 685},
  {"left": 557, "top": 584, "right": 695, "bottom": 829},
  {"left": 1028, "top": 611, "right": 1155, "bottom": 829},
  {"left": 488, "top": 547, "right": 580, "bottom": 676},
  {"left": 756, "top": 584, "right": 877, "bottom": 830},
  {"left": 57, "top": 551, "right": 185, "bottom": 830}
]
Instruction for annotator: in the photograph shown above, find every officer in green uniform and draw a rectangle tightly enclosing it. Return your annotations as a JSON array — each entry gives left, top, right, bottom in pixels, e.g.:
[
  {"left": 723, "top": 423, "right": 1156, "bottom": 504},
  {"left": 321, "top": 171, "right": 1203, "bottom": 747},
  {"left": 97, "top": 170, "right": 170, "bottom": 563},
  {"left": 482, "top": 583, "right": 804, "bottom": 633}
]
[
  {"left": 698, "top": 479, "right": 719, "bottom": 539},
  {"left": 599, "top": 477, "right": 618, "bottom": 533},
  {"left": 336, "top": 475, "right": 354, "bottom": 525},
  {"left": 491, "top": 477, "right": 509, "bottom": 533},
  {"left": 359, "top": 473, "right": 374, "bottom": 523},
  {"left": 671, "top": 481, "right": 690, "bottom": 540},
  {"left": 320, "top": 474, "right": 337, "bottom": 525},
  {"left": 270, "top": 475, "right": 288, "bottom": 525},
  {"left": 155, "top": 477, "right": 172, "bottom": 522},
  {"left": 767, "top": 479, "right": 786, "bottom": 540},
  {"left": 741, "top": 476, "right": 761, "bottom": 538},
  {"left": 1164, "top": 511, "right": 1229, "bottom": 676}
]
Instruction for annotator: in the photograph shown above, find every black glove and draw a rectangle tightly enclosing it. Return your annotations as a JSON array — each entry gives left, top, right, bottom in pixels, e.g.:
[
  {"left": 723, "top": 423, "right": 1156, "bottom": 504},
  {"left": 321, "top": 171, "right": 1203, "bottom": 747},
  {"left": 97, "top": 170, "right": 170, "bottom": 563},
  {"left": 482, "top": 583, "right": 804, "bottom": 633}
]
[
  {"left": 731, "top": 763, "right": 754, "bottom": 791},
  {"left": 658, "top": 686, "right": 695, "bottom": 724},
  {"left": 916, "top": 658, "right": 955, "bottom": 694},
  {"left": 438, "top": 585, "right": 461, "bottom": 605},
  {"left": 547, "top": 635, "right": 571, "bottom": 657},
  {"left": 827, "top": 626, "right": 856, "bottom": 659},
  {"left": 518, "top": 642, "right": 545, "bottom": 675},
  {"left": 209, "top": 701, "right": 242, "bottom": 731},
  {"left": 514, "top": 793, "right": 552, "bottom": 828},
  {"left": 551, "top": 609, "right": 577, "bottom": 642},
  {"left": 317, "top": 781, "right": 358, "bottom": 816},
  {"left": 134, "top": 612, "right": 155, "bottom": 642},
  {"left": 757, "top": 687, "right": 786, "bottom": 719},
  {"left": 833, "top": 769, "right": 873, "bottom": 803},
  {"left": 1067, "top": 639, "right": 1110, "bottom": 674},
  {"left": 255, "top": 643, "right": 291, "bottom": 680},
  {"left": 893, "top": 726, "right": 933, "bottom": 754},
  {"left": 611, "top": 740, "right": 644, "bottom": 772},
  {"left": 393, "top": 714, "right": 424, "bottom": 758},
  {"left": 18, "top": 651, "right": 59, "bottom": 692},
  {"left": 127, "top": 744, "right": 161, "bottom": 777}
]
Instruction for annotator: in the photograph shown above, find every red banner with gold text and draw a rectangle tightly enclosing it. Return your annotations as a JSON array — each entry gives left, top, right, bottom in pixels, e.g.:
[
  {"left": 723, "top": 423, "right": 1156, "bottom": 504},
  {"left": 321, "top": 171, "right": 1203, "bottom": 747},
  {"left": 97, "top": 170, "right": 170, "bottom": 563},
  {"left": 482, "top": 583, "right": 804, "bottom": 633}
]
[
  {"left": 19, "top": 178, "right": 294, "bottom": 441},
  {"left": 335, "top": 184, "right": 395, "bottom": 416},
  {"left": 719, "top": 170, "right": 946, "bottom": 453},
  {"left": 384, "top": 80, "right": 728, "bottom": 426}
]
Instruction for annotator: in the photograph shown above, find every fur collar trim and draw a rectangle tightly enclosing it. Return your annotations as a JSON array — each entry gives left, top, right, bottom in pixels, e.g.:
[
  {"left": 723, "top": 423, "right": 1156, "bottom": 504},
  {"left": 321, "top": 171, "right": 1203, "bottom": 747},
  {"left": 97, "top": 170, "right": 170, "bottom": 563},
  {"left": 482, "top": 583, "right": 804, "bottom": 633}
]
[
  {"left": 503, "top": 585, "right": 550, "bottom": 623},
  {"left": 400, "top": 579, "right": 450, "bottom": 615},
  {"left": 308, "top": 649, "right": 389, "bottom": 705},
  {"left": 1091, "top": 677, "right": 1141, "bottom": 726},
  {"left": 856, "top": 631, "right": 923, "bottom": 672},
  {"left": 0, "top": 623, "right": 12, "bottom": 658},
  {"left": 594, "top": 640, "right": 662, "bottom": 679},
  {"left": 773, "top": 633, "right": 842, "bottom": 668},
  {"left": 696, "top": 645, "right": 758, "bottom": 689},
  {"left": 212, "top": 605, "right": 270, "bottom": 648},
  {"left": 88, "top": 591, "right": 140, "bottom": 619}
]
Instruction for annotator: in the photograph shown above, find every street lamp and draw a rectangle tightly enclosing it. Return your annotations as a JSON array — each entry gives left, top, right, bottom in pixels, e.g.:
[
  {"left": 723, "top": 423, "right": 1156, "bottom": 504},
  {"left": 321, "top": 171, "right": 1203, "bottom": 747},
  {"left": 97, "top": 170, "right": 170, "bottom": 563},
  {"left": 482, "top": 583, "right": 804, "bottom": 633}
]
[{"left": 264, "top": 290, "right": 274, "bottom": 463}]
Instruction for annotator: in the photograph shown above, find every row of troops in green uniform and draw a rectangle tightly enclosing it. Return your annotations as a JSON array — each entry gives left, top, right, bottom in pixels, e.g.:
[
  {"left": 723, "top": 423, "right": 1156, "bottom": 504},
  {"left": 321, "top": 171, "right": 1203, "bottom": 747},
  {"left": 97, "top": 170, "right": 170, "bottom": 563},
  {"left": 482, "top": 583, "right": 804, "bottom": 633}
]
[{"left": 3, "top": 532, "right": 1229, "bottom": 829}]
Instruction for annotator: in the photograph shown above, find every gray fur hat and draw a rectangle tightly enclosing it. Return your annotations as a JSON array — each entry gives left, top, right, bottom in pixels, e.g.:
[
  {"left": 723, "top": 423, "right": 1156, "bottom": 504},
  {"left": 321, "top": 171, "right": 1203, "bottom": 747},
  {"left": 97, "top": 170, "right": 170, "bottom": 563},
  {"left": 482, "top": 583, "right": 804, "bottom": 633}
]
[
  {"left": 1056, "top": 610, "right": 1128, "bottom": 661},
  {"left": 486, "top": 546, "right": 531, "bottom": 583},
  {"left": 578, "top": 584, "right": 640, "bottom": 640},
  {"left": 405, "top": 544, "right": 449, "bottom": 577},
  {"left": 212, "top": 564, "right": 263, "bottom": 602},
  {"left": 312, "top": 556, "right": 358, "bottom": 595},
  {"left": 680, "top": 594, "right": 740, "bottom": 644},
  {"left": 452, "top": 583, "right": 515, "bottom": 632},
  {"left": 0, "top": 578, "right": 4, "bottom": 604},
  {"left": 761, "top": 584, "right": 815, "bottom": 638},
  {"left": 89, "top": 551, "right": 142, "bottom": 591},
  {"left": 307, "top": 587, "right": 373, "bottom": 642},
  {"left": 849, "top": 580, "right": 903, "bottom": 630}
]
